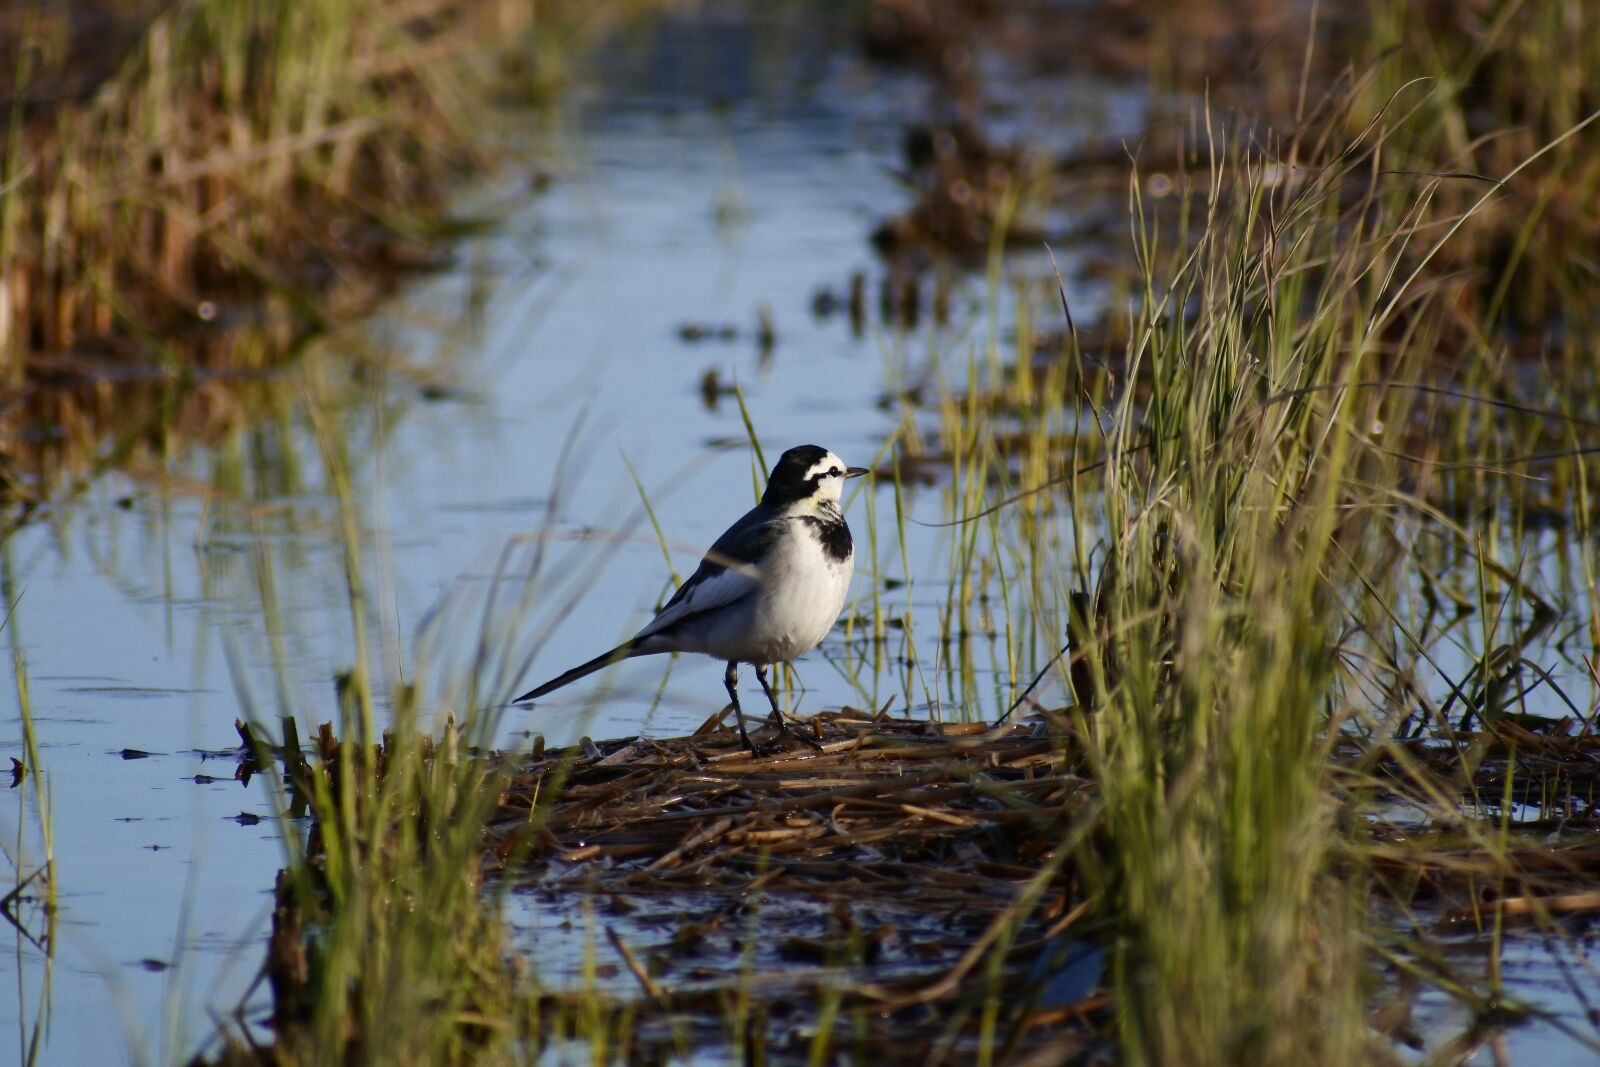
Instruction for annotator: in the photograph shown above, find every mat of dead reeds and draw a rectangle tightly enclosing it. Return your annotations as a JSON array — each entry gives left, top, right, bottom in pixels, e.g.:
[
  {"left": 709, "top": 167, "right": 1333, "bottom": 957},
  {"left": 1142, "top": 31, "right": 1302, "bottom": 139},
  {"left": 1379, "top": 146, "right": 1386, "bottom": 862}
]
[
  {"left": 481, "top": 709, "right": 1108, "bottom": 1053},
  {"left": 492, "top": 710, "right": 1081, "bottom": 902},
  {"left": 488, "top": 711, "right": 1075, "bottom": 890}
]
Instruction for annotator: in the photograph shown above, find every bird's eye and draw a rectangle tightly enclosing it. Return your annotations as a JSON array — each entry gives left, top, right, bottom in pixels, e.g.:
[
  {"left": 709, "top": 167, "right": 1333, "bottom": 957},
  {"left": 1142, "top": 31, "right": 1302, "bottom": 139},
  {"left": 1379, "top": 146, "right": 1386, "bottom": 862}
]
[{"left": 828, "top": 466, "right": 841, "bottom": 477}]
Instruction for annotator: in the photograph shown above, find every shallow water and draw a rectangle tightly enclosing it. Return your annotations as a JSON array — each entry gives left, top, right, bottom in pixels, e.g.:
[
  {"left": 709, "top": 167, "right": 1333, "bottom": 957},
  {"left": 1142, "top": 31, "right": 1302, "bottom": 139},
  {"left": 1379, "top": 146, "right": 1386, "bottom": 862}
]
[{"left": 3, "top": 4, "right": 1597, "bottom": 1065}]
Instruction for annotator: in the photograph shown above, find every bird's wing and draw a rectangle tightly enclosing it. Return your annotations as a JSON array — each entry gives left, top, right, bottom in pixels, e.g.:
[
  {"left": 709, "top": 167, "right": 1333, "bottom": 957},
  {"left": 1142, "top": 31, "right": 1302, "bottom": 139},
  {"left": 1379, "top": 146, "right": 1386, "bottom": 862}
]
[{"left": 635, "top": 507, "right": 783, "bottom": 640}]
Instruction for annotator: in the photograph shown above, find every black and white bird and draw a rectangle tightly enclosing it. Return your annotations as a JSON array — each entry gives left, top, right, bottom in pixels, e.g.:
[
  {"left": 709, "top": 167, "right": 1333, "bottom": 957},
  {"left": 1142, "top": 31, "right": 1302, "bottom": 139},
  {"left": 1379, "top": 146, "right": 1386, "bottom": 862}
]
[{"left": 516, "top": 444, "right": 869, "bottom": 752}]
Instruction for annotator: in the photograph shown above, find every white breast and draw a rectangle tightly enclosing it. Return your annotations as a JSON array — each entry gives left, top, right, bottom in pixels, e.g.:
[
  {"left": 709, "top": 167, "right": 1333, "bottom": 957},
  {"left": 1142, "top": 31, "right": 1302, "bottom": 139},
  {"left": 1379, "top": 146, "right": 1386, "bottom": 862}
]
[{"left": 746, "top": 523, "right": 852, "bottom": 663}]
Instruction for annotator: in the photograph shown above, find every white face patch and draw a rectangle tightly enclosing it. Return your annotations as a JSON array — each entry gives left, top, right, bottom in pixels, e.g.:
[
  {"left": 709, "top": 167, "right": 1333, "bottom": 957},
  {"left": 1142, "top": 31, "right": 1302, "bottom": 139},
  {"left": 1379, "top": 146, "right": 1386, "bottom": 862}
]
[{"left": 803, "top": 452, "right": 850, "bottom": 504}]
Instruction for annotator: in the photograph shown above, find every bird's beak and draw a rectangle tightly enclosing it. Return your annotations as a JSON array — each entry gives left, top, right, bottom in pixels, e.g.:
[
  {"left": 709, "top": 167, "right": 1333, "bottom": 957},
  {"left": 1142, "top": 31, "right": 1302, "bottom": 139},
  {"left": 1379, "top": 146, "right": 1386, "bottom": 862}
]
[{"left": 845, "top": 466, "right": 870, "bottom": 479}]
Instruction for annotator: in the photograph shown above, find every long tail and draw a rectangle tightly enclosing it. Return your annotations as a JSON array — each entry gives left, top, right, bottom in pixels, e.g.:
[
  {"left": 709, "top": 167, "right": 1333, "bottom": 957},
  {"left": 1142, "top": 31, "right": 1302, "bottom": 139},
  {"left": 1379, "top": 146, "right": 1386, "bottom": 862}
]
[{"left": 514, "top": 640, "right": 650, "bottom": 703}]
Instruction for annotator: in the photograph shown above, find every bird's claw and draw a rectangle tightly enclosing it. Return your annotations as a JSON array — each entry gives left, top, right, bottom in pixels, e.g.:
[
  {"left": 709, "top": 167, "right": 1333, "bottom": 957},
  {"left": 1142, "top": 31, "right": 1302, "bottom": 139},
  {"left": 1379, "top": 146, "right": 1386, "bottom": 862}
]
[
  {"left": 766, "top": 710, "right": 824, "bottom": 752},
  {"left": 731, "top": 712, "right": 822, "bottom": 756}
]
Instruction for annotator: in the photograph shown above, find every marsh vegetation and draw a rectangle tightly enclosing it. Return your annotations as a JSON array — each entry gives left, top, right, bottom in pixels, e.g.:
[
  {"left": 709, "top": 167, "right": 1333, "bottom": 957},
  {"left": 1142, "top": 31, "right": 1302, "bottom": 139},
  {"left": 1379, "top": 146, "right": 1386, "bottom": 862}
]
[{"left": 5, "top": 1, "right": 1600, "bottom": 1065}]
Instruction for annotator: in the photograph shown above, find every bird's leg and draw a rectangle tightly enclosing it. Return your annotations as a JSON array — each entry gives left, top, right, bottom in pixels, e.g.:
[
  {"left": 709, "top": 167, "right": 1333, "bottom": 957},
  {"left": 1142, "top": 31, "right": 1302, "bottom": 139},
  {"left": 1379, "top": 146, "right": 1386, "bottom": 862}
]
[
  {"left": 726, "top": 661, "right": 755, "bottom": 754},
  {"left": 756, "top": 663, "right": 822, "bottom": 751},
  {"left": 755, "top": 662, "right": 783, "bottom": 724}
]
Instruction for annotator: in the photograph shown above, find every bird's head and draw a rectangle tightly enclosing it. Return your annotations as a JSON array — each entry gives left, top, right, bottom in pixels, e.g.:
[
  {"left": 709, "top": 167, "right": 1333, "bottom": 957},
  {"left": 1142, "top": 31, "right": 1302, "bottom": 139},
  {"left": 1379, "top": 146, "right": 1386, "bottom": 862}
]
[{"left": 760, "top": 444, "right": 869, "bottom": 514}]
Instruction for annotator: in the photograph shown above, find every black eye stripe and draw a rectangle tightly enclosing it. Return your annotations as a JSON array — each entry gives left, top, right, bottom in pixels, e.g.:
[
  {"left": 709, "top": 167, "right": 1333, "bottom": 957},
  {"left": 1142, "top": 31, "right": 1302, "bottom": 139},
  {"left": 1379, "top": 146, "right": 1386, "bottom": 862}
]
[{"left": 800, "top": 463, "right": 845, "bottom": 490}]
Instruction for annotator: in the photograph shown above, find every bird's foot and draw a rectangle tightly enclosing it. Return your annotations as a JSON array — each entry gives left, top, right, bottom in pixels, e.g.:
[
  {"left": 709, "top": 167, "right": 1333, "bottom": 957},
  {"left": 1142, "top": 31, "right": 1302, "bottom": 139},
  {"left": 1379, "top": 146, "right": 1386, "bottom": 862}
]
[
  {"left": 766, "top": 710, "right": 824, "bottom": 752},
  {"left": 728, "top": 716, "right": 780, "bottom": 757},
  {"left": 726, "top": 712, "right": 822, "bottom": 757}
]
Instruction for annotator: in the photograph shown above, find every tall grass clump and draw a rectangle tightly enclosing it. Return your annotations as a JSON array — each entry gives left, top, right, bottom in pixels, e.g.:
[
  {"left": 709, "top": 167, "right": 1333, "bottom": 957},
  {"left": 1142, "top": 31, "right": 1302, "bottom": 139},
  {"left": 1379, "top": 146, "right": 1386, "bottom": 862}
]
[
  {"left": 982, "top": 85, "right": 1600, "bottom": 1061},
  {"left": 206, "top": 374, "right": 657, "bottom": 1064},
  {"left": 1066, "top": 124, "right": 1390, "bottom": 1064},
  {"left": 211, "top": 387, "right": 527, "bottom": 1066},
  {"left": 1360, "top": 0, "right": 1600, "bottom": 336},
  {"left": 0, "top": 0, "right": 507, "bottom": 373},
  {"left": 0, "top": 0, "right": 626, "bottom": 510},
  {"left": 0, "top": 0, "right": 676, "bottom": 513},
  {"left": 254, "top": 698, "right": 520, "bottom": 1065}
]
